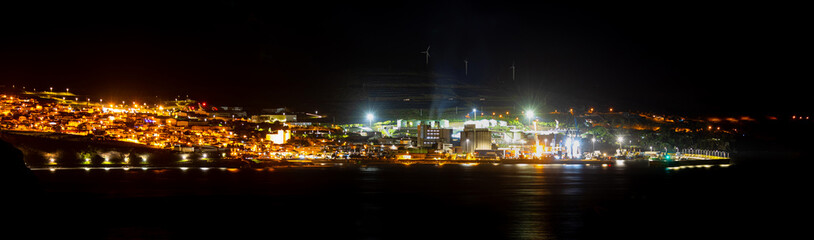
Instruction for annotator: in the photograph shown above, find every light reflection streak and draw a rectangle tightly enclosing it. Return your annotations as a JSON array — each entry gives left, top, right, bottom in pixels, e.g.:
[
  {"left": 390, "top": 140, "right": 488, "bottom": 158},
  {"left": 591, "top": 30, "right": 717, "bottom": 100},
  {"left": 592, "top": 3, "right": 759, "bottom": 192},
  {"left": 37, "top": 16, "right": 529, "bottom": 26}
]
[{"left": 505, "top": 165, "right": 553, "bottom": 239}]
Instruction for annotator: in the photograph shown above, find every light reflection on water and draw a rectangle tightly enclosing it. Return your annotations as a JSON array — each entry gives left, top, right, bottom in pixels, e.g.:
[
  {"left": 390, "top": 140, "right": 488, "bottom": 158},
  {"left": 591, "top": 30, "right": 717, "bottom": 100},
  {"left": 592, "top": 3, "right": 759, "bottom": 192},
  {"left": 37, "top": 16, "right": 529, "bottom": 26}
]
[{"left": 27, "top": 163, "right": 737, "bottom": 239}]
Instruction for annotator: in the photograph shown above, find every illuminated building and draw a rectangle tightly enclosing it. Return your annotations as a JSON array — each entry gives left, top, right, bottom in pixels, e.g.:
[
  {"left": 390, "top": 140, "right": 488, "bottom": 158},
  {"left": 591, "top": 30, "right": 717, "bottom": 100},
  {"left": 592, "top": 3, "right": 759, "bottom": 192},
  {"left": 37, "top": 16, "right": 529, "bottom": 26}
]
[
  {"left": 266, "top": 130, "right": 291, "bottom": 144},
  {"left": 461, "top": 124, "right": 491, "bottom": 153},
  {"left": 251, "top": 114, "right": 296, "bottom": 123},
  {"left": 417, "top": 124, "right": 452, "bottom": 149}
]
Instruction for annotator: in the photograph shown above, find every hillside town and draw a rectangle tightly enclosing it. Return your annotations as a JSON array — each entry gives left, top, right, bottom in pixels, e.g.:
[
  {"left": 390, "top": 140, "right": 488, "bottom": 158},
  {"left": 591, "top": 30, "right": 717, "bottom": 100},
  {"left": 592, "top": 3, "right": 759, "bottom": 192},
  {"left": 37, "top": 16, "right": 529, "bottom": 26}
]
[{"left": 1, "top": 89, "right": 739, "bottom": 167}]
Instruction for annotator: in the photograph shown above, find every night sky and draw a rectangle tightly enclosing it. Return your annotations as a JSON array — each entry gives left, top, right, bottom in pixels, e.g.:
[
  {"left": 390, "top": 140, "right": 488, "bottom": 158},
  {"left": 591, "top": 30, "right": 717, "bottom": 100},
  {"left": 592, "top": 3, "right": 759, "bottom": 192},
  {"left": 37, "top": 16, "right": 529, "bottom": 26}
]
[{"left": 1, "top": 1, "right": 809, "bottom": 116}]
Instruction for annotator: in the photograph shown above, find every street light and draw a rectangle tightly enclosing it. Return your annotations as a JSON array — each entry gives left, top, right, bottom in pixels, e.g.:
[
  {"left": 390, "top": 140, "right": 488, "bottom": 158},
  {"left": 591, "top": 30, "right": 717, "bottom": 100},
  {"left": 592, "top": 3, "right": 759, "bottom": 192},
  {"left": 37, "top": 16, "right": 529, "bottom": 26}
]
[
  {"left": 525, "top": 110, "right": 534, "bottom": 127},
  {"left": 617, "top": 136, "right": 624, "bottom": 155},
  {"left": 544, "top": 138, "right": 548, "bottom": 152},
  {"left": 366, "top": 113, "right": 374, "bottom": 128},
  {"left": 473, "top": 108, "right": 477, "bottom": 120},
  {"left": 591, "top": 138, "right": 596, "bottom": 152}
]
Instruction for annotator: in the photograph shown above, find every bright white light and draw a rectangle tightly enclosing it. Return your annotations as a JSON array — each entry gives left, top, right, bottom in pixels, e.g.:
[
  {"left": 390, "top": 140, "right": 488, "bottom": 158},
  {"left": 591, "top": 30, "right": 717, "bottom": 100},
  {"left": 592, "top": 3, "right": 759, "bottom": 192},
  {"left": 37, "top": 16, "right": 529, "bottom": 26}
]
[
  {"left": 525, "top": 110, "right": 534, "bottom": 119},
  {"left": 472, "top": 108, "right": 477, "bottom": 112},
  {"left": 366, "top": 113, "right": 374, "bottom": 121},
  {"left": 617, "top": 136, "right": 623, "bottom": 142}
]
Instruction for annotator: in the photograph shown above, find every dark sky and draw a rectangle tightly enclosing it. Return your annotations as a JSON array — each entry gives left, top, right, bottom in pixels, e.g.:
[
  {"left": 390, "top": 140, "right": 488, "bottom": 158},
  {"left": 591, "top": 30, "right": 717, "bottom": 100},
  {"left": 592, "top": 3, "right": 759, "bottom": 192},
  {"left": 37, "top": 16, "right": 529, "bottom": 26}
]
[{"left": 1, "top": 1, "right": 809, "bottom": 116}]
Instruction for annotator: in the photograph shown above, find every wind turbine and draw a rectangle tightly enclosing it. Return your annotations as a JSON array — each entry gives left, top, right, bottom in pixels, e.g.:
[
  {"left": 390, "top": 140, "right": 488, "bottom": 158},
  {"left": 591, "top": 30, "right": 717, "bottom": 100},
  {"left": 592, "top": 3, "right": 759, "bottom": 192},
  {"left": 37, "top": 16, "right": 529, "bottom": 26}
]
[
  {"left": 464, "top": 59, "right": 469, "bottom": 76},
  {"left": 510, "top": 61, "right": 516, "bottom": 81},
  {"left": 420, "top": 45, "right": 430, "bottom": 65}
]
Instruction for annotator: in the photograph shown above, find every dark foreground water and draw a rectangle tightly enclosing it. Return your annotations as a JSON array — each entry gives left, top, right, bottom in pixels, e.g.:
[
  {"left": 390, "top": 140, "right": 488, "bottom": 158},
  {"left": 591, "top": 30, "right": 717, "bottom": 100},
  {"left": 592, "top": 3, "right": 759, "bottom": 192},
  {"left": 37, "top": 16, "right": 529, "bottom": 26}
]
[{"left": 9, "top": 163, "right": 799, "bottom": 240}]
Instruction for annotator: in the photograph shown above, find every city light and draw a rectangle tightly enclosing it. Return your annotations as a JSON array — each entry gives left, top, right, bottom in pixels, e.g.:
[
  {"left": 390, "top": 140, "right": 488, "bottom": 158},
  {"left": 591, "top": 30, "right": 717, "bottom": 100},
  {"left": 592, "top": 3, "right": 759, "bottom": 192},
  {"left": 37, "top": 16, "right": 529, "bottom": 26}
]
[{"left": 1, "top": 87, "right": 733, "bottom": 167}]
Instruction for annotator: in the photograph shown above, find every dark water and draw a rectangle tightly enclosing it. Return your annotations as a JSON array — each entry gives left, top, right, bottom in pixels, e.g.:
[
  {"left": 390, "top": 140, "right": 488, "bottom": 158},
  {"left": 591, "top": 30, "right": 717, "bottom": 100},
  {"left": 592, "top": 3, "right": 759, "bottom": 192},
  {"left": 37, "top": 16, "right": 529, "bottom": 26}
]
[{"left": 10, "top": 163, "right": 798, "bottom": 239}]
